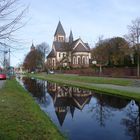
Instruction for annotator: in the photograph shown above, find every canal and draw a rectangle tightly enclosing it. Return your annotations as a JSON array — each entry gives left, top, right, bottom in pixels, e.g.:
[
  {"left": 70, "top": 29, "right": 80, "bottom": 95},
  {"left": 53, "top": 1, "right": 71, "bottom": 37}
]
[{"left": 17, "top": 76, "right": 140, "bottom": 140}]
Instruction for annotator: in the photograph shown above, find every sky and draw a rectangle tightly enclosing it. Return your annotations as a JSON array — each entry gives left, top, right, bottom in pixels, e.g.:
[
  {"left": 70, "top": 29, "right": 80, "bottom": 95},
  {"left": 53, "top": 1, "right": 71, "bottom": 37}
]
[{"left": 7, "top": 0, "right": 140, "bottom": 66}]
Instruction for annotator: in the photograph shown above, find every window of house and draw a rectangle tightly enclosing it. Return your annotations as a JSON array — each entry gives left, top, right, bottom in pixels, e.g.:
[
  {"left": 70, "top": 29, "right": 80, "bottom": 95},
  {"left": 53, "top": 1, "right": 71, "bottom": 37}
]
[
  {"left": 78, "top": 57, "right": 81, "bottom": 64},
  {"left": 59, "top": 53, "right": 61, "bottom": 57},
  {"left": 58, "top": 36, "right": 64, "bottom": 41},
  {"left": 63, "top": 53, "right": 65, "bottom": 57},
  {"left": 83, "top": 57, "right": 85, "bottom": 64},
  {"left": 87, "top": 56, "right": 89, "bottom": 64},
  {"left": 73, "top": 57, "right": 76, "bottom": 64},
  {"left": 52, "top": 59, "right": 55, "bottom": 66}
]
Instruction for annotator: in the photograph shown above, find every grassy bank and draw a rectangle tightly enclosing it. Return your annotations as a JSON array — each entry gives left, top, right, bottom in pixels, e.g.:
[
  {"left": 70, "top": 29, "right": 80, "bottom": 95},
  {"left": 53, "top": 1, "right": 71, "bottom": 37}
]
[
  {"left": 30, "top": 73, "right": 133, "bottom": 86},
  {"left": 0, "top": 79, "right": 65, "bottom": 140},
  {"left": 28, "top": 73, "right": 140, "bottom": 101}
]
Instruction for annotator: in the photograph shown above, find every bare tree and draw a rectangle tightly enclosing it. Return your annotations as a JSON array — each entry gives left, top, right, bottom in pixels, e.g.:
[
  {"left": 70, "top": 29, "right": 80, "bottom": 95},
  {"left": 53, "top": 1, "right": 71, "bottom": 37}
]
[
  {"left": 0, "top": 0, "right": 27, "bottom": 47},
  {"left": 36, "top": 42, "right": 50, "bottom": 71},
  {"left": 23, "top": 49, "right": 44, "bottom": 72},
  {"left": 127, "top": 17, "right": 140, "bottom": 77},
  {"left": 36, "top": 42, "right": 50, "bottom": 57}
]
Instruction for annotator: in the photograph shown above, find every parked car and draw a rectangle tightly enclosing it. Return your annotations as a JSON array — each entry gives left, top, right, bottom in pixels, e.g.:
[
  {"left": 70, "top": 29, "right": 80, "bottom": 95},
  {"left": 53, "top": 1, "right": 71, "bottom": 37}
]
[{"left": 0, "top": 73, "right": 6, "bottom": 80}]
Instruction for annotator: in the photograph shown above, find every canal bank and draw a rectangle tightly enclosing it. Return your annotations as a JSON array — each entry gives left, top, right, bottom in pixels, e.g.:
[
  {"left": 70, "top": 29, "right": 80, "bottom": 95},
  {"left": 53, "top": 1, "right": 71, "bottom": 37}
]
[
  {"left": 0, "top": 79, "right": 65, "bottom": 140},
  {"left": 18, "top": 76, "right": 140, "bottom": 140},
  {"left": 28, "top": 73, "right": 140, "bottom": 101}
]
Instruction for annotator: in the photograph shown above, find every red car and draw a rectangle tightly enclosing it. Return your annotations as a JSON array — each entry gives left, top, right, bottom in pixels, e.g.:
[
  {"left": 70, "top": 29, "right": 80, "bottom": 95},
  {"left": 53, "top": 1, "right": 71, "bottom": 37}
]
[{"left": 0, "top": 74, "right": 6, "bottom": 80}]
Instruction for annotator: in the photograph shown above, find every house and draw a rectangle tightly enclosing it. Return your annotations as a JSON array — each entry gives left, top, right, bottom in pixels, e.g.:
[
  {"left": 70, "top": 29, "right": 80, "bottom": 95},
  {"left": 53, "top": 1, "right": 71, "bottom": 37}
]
[{"left": 47, "top": 21, "right": 91, "bottom": 70}]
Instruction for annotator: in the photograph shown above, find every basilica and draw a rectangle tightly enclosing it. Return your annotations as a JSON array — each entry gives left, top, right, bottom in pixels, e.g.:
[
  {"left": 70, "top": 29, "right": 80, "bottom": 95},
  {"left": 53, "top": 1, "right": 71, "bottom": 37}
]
[{"left": 47, "top": 21, "right": 91, "bottom": 69}]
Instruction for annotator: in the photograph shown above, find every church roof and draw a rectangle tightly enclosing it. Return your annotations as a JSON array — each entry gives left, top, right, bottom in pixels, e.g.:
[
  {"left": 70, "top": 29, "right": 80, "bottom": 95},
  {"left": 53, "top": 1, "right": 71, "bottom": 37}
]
[
  {"left": 47, "top": 38, "right": 90, "bottom": 58},
  {"left": 31, "top": 43, "right": 35, "bottom": 49},
  {"left": 54, "top": 21, "right": 65, "bottom": 36},
  {"left": 55, "top": 109, "right": 67, "bottom": 126},
  {"left": 53, "top": 41, "right": 70, "bottom": 52},
  {"left": 69, "top": 30, "right": 73, "bottom": 43},
  {"left": 47, "top": 49, "right": 56, "bottom": 58}
]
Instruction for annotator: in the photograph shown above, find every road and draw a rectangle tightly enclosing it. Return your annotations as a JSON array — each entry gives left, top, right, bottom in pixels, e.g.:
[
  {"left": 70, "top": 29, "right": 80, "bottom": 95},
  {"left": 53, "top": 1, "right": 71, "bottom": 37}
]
[{"left": 0, "top": 80, "right": 5, "bottom": 89}]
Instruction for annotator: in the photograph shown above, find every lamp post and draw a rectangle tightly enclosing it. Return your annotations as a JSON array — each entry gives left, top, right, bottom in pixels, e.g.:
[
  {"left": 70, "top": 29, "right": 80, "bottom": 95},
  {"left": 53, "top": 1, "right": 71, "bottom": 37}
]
[
  {"left": 136, "top": 27, "right": 140, "bottom": 77},
  {"left": 137, "top": 44, "right": 140, "bottom": 77}
]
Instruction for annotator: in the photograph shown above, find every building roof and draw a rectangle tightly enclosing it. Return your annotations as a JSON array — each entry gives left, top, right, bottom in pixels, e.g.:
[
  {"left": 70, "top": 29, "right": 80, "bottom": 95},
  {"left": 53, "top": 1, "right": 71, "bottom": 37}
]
[
  {"left": 72, "top": 42, "right": 90, "bottom": 52},
  {"left": 30, "top": 43, "right": 35, "bottom": 51},
  {"left": 69, "top": 30, "right": 73, "bottom": 43},
  {"left": 53, "top": 41, "right": 70, "bottom": 52},
  {"left": 47, "top": 49, "right": 56, "bottom": 58},
  {"left": 54, "top": 21, "right": 65, "bottom": 36},
  {"left": 47, "top": 39, "right": 90, "bottom": 58}
]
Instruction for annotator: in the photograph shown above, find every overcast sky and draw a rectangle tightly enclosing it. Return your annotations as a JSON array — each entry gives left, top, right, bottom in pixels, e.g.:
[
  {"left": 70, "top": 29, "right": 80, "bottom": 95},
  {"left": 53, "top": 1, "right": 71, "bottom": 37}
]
[{"left": 9, "top": 0, "right": 140, "bottom": 66}]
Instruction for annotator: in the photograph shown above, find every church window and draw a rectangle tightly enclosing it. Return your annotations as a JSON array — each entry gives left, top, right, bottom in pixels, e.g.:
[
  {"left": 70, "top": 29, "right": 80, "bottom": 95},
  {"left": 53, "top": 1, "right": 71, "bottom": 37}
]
[
  {"left": 58, "top": 36, "right": 64, "bottom": 41},
  {"left": 83, "top": 57, "right": 86, "bottom": 64},
  {"left": 86, "top": 56, "right": 89, "bottom": 64},
  {"left": 78, "top": 57, "right": 81, "bottom": 64},
  {"left": 52, "top": 59, "right": 55, "bottom": 66},
  {"left": 73, "top": 57, "right": 76, "bottom": 64},
  {"left": 63, "top": 53, "right": 65, "bottom": 57}
]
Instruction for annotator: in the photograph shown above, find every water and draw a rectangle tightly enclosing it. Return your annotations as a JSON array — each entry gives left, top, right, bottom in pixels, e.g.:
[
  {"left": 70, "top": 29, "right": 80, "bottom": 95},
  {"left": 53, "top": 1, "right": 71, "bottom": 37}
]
[{"left": 18, "top": 76, "right": 140, "bottom": 140}]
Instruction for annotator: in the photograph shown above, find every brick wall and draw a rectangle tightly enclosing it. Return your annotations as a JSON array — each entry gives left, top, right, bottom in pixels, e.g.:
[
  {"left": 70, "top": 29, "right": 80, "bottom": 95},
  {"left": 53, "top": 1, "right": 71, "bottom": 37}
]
[{"left": 62, "top": 67, "right": 137, "bottom": 78}]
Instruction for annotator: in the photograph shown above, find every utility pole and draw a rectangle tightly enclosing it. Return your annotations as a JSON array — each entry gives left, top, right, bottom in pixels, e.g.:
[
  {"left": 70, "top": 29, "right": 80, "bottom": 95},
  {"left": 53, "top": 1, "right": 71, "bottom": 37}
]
[
  {"left": 9, "top": 48, "right": 10, "bottom": 67},
  {"left": 3, "top": 50, "right": 8, "bottom": 72},
  {"left": 3, "top": 51, "right": 6, "bottom": 70}
]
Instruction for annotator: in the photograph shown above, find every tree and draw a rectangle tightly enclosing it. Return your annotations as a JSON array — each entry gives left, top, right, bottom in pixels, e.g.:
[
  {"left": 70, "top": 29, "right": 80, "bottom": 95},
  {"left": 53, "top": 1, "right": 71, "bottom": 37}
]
[
  {"left": 0, "top": 0, "right": 27, "bottom": 47},
  {"left": 92, "top": 37, "right": 131, "bottom": 69},
  {"left": 108, "top": 37, "right": 131, "bottom": 66},
  {"left": 36, "top": 42, "right": 50, "bottom": 70},
  {"left": 91, "top": 36, "right": 110, "bottom": 75},
  {"left": 126, "top": 17, "right": 140, "bottom": 77},
  {"left": 36, "top": 42, "right": 49, "bottom": 59},
  {"left": 23, "top": 49, "right": 44, "bottom": 72}
]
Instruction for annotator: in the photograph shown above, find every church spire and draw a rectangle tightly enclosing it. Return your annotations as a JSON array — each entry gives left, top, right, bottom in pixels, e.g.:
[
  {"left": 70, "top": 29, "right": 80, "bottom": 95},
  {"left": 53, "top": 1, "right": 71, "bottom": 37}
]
[
  {"left": 30, "top": 42, "right": 35, "bottom": 51},
  {"left": 69, "top": 30, "right": 73, "bottom": 43},
  {"left": 54, "top": 21, "right": 66, "bottom": 42}
]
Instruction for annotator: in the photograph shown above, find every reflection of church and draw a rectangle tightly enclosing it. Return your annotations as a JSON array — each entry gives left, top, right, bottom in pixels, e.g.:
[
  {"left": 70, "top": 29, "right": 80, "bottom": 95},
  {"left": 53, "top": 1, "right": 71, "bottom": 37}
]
[{"left": 47, "top": 82, "right": 92, "bottom": 126}]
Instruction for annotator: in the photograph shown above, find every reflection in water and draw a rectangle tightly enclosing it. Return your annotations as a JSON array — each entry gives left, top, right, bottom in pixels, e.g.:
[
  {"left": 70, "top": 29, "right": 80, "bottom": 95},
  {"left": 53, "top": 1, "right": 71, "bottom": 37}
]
[
  {"left": 19, "top": 77, "right": 140, "bottom": 140},
  {"left": 22, "top": 77, "right": 48, "bottom": 105},
  {"left": 47, "top": 82, "right": 92, "bottom": 126},
  {"left": 121, "top": 101, "right": 140, "bottom": 140},
  {"left": 90, "top": 93, "right": 130, "bottom": 127}
]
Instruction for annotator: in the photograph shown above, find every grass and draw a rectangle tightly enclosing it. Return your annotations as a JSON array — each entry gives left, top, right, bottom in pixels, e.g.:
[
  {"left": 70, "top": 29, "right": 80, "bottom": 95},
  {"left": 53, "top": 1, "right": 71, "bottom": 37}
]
[
  {"left": 31, "top": 73, "right": 133, "bottom": 86},
  {"left": 0, "top": 79, "right": 65, "bottom": 140},
  {"left": 27, "top": 73, "right": 140, "bottom": 101}
]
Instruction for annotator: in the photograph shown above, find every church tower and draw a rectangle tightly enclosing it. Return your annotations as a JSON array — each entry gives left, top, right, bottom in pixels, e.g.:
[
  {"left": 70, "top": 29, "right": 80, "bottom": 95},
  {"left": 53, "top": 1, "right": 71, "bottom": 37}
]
[
  {"left": 54, "top": 21, "right": 66, "bottom": 42},
  {"left": 30, "top": 43, "right": 35, "bottom": 51},
  {"left": 69, "top": 30, "right": 73, "bottom": 43}
]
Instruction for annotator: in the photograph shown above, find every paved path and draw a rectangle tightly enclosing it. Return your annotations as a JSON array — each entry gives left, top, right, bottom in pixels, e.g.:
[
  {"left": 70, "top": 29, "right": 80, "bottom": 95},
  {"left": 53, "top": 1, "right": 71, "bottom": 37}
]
[
  {"left": 90, "top": 83, "right": 140, "bottom": 94},
  {"left": 0, "top": 80, "right": 5, "bottom": 89}
]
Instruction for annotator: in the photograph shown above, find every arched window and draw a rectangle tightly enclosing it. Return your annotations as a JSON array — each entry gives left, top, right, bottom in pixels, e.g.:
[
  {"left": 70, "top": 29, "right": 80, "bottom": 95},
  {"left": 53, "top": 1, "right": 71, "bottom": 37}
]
[
  {"left": 86, "top": 56, "right": 89, "bottom": 64},
  {"left": 78, "top": 57, "right": 81, "bottom": 64},
  {"left": 73, "top": 57, "right": 76, "bottom": 64},
  {"left": 52, "top": 59, "right": 55, "bottom": 66},
  {"left": 82, "top": 57, "right": 85, "bottom": 64},
  {"left": 63, "top": 53, "right": 65, "bottom": 57}
]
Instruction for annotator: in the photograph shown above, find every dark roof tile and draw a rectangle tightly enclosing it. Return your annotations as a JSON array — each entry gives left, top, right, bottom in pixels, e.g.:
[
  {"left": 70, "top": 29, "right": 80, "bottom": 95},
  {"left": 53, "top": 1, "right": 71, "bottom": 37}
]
[
  {"left": 54, "top": 21, "right": 65, "bottom": 36},
  {"left": 47, "top": 49, "right": 56, "bottom": 58}
]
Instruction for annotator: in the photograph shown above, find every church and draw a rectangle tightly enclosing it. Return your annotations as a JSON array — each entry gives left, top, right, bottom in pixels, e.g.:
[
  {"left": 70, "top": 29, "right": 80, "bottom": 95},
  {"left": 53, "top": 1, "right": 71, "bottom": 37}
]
[{"left": 47, "top": 21, "right": 91, "bottom": 70}]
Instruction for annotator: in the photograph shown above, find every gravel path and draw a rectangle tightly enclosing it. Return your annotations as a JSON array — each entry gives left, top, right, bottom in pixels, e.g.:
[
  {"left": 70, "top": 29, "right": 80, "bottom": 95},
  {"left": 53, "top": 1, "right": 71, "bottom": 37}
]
[
  {"left": 90, "top": 83, "right": 140, "bottom": 94},
  {"left": 0, "top": 80, "right": 5, "bottom": 89}
]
